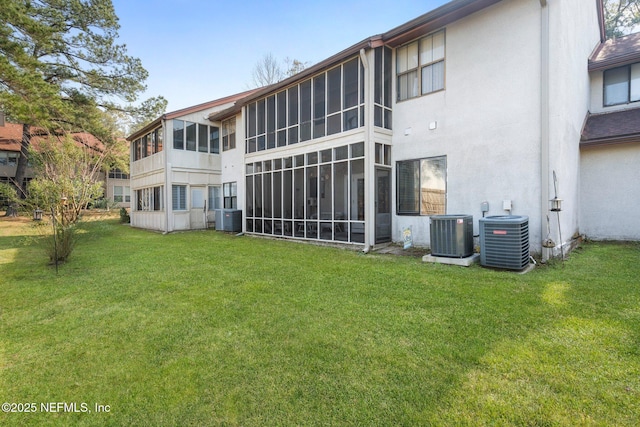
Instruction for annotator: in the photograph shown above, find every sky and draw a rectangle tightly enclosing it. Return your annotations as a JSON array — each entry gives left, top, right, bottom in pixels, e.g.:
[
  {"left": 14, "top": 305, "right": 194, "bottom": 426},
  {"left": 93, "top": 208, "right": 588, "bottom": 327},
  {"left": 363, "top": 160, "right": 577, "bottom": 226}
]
[{"left": 110, "top": 0, "right": 450, "bottom": 113}]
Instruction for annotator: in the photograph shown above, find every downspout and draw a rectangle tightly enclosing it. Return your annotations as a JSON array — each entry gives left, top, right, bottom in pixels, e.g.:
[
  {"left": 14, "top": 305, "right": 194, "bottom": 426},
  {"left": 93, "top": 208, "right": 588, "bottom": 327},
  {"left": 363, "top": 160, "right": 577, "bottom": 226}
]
[
  {"left": 360, "top": 47, "right": 373, "bottom": 253},
  {"left": 540, "top": 0, "right": 551, "bottom": 262},
  {"left": 163, "top": 118, "right": 170, "bottom": 234}
]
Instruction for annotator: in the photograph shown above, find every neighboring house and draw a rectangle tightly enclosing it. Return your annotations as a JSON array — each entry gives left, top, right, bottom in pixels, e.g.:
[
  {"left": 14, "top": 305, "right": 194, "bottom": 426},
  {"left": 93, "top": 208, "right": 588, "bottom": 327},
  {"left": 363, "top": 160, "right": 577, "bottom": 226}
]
[
  {"left": 0, "top": 116, "right": 34, "bottom": 202},
  {"left": 131, "top": 0, "right": 632, "bottom": 260},
  {"left": 581, "top": 32, "right": 640, "bottom": 241},
  {"left": 127, "top": 91, "right": 258, "bottom": 232},
  {"left": 0, "top": 114, "right": 127, "bottom": 208}
]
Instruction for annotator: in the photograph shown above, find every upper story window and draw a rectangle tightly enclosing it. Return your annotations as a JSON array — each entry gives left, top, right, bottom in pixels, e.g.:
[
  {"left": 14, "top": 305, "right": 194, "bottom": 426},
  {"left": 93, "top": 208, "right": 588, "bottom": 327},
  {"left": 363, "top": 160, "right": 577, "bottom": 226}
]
[
  {"left": 222, "top": 118, "right": 236, "bottom": 151},
  {"left": 397, "top": 30, "right": 445, "bottom": 102},
  {"left": 132, "top": 127, "right": 163, "bottom": 161},
  {"left": 245, "top": 56, "right": 365, "bottom": 154},
  {"left": 171, "top": 119, "right": 220, "bottom": 154},
  {"left": 604, "top": 63, "right": 640, "bottom": 106},
  {"left": 108, "top": 168, "right": 129, "bottom": 179}
]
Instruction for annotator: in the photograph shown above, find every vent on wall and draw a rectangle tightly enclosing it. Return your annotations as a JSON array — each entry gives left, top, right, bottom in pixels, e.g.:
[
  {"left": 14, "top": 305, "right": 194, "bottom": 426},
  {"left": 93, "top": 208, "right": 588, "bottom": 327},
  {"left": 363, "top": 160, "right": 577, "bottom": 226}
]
[
  {"left": 430, "top": 215, "right": 474, "bottom": 258},
  {"left": 479, "top": 215, "right": 530, "bottom": 270}
]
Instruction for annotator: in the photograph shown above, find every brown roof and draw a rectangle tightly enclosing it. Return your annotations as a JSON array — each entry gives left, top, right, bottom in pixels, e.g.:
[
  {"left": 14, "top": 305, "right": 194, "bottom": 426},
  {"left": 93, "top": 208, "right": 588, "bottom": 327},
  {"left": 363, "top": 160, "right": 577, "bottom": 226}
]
[
  {"left": 0, "top": 121, "right": 104, "bottom": 153},
  {"left": 589, "top": 31, "right": 640, "bottom": 71},
  {"left": 0, "top": 122, "right": 23, "bottom": 152},
  {"left": 581, "top": 108, "right": 640, "bottom": 146},
  {"left": 127, "top": 89, "right": 261, "bottom": 141}
]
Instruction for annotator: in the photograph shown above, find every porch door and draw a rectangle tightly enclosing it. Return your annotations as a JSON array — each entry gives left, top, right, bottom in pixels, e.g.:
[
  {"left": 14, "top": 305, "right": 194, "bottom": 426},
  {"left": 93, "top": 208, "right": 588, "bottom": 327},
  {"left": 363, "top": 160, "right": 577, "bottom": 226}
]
[
  {"left": 375, "top": 168, "right": 391, "bottom": 243},
  {"left": 190, "top": 187, "right": 206, "bottom": 229}
]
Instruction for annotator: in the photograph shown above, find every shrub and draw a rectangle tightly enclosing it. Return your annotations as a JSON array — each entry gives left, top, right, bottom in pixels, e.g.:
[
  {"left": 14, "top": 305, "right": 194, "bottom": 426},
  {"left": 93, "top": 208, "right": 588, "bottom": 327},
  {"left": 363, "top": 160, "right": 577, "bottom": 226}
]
[
  {"left": 120, "top": 207, "right": 130, "bottom": 223},
  {"left": 47, "top": 223, "right": 77, "bottom": 265}
]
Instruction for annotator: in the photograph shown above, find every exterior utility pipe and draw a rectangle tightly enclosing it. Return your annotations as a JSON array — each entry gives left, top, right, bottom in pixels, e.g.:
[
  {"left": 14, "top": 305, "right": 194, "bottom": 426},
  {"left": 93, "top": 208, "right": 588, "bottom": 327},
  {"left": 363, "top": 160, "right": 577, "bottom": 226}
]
[{"left": 540, "top": 0, "right": 550, "bottom": 262}]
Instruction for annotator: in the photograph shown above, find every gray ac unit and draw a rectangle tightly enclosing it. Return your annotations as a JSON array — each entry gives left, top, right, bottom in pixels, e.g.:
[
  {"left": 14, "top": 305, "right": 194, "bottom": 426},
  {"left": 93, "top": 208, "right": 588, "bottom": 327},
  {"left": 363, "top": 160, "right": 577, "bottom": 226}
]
[
  {"left": 479, "top": 215, "right": 529, "bottom": 270},
  {"left": 430, "top": 214, "right": 474, "bottom": 258},
  {"left": 216, "top": 209, "right": 242, "bottom": 232}
]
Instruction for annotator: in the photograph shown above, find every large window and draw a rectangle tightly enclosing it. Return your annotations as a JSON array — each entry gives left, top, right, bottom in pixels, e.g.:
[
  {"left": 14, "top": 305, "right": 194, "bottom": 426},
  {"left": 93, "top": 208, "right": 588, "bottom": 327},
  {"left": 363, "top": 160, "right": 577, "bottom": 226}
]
[
  {"left": 604, "top": 63, "right": 640, "bottom": 106},
  {"left": 245, "top": 56, "right": 366, "bottom": 154},
  {"left": 132, "top": 127, "right": 163, "bottom": 161},
  {"left": 245, "top": 142, "right": 366, "bottom": 243},
  {"left": 109, "top": 168, "right": 129, "bottom": 179},
  {"left": 136, "top": 186, "right": 163, "bottom": 211},
  {"left": 172, "top": 185, "right": 187, "bottom": 211},
  {"left": 223, "top": 182, "right": 237, "bottom": 209},
  {"left": 397, "top": 30, "right": 445, "bottom": 101},
  {"left": 113, "top": 185, "right": 131, "bottom": 203},
  {"left": 169, "top": 120, "right": 219, "bottom": 154},
  {"left": 222, "top": 118, "right": 236, "bottom": 151},
  {"left": 396, "top": 156, "right": 446, "bottom": 215}
]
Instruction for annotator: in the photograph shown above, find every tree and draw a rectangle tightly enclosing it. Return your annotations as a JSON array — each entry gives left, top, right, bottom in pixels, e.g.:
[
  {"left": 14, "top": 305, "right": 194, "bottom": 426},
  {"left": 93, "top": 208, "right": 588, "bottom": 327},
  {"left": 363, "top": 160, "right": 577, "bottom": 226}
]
[
  {"left": 604, "top": 0, "right": 640, "bottom": 39},
  {"left": 0, "top": 0, "right": 166, "bottom": 207},
  {"left": 250, "top": 53, "right": 309, "bottom": 88}
]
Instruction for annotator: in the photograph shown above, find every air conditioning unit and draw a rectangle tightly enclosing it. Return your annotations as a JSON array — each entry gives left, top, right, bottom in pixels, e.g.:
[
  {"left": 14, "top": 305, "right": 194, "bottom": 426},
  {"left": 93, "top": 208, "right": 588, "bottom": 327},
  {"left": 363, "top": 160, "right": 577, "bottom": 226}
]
[
  {"left": 430, "top": 215, "right": 474, "bottom": 258},
  {"left": 479, "top": 215, "right": 529, "bottom": 270},
  {"left": 215, "top": 209, "right": 242, "bottom": 232}
]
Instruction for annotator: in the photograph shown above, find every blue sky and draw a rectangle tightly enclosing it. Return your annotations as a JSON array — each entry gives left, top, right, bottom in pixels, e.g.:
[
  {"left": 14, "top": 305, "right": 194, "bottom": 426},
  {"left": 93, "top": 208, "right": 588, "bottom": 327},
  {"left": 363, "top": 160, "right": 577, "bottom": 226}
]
[{"left": 111, "top": 0, "right": 449, "bottom": 112}]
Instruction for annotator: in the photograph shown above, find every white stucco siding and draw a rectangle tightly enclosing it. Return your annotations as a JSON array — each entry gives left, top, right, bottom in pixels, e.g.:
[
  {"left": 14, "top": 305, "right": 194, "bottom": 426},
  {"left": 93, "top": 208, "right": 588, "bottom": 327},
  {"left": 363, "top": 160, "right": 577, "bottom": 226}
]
[
  {"left": 392, "top": 0, "right": 543, "bottom": 247},
  {"left": 580, "top": 143, "right": 640, "bottom": 240},
  {"left": 547, "top": 0, "right": 601, "bottom": 249}
]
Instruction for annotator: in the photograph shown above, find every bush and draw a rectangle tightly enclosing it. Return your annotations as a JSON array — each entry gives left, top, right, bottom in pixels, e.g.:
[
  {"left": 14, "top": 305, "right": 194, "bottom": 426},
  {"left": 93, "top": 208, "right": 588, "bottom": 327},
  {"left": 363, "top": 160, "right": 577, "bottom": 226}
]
[
  {"left": 46, "top": 223, "right": 77, "bottom": 265},
  {"left": 120, "top": 207, "right": 130, "bottom": 223}
]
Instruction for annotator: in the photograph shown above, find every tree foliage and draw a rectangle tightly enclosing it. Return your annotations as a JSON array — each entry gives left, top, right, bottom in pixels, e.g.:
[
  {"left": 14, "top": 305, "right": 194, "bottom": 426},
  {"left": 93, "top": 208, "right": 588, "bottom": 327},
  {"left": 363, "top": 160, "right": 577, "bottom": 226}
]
[
  {"left": 250, "top": 53, "right": 310, "bottom": 88},
  {"left": 604, "top": 0, "right": 640, "bottom": 38},
  {"left": 0, "top": 0, "right": 165, "bottom": 198}
]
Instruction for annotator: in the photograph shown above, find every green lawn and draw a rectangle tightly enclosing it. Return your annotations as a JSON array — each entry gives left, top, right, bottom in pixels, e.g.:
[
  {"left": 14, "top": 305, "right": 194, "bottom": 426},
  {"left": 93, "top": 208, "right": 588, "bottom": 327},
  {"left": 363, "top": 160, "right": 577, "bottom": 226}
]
[{"left": 1, "top": 216, "right": 639, "bottom": 426}]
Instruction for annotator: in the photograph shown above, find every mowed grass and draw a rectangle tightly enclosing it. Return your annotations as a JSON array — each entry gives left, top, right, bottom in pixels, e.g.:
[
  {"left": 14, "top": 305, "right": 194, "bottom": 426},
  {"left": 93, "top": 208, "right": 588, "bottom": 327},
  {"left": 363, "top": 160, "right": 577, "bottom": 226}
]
[{"left": 0, "top": 216, "right": 639, "bottom": 426}]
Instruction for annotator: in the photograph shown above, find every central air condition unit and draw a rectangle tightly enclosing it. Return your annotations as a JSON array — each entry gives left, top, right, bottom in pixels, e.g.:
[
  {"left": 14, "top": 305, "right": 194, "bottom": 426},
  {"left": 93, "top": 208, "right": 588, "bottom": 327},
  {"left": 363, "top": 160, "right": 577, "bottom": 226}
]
[
  {"left": 430, "top": 214, "right": 474, "bottom": 258},
  {"left": 479, "top": 215, "right": 530, "bottom": 270}
]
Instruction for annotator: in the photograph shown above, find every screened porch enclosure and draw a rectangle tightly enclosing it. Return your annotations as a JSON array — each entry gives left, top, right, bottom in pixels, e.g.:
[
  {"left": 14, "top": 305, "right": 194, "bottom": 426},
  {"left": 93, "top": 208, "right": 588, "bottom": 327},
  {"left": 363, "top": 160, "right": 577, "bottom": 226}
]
[{"left": 245, "top": 142, "right": 366, "bottom": 243}]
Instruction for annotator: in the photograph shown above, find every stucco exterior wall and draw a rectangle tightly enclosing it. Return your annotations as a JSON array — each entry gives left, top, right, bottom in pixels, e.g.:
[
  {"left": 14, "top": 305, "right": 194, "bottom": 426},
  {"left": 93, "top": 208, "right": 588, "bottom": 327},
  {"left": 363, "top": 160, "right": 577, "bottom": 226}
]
[
  {"left": 547, "top": 0, "right": 601, "bottom": 253},
  {"left": 392, "top": 0, "right": 542, "bottom": 248},
  {"left": 580, "top": 143, "right": 640, "bottom": 240}
]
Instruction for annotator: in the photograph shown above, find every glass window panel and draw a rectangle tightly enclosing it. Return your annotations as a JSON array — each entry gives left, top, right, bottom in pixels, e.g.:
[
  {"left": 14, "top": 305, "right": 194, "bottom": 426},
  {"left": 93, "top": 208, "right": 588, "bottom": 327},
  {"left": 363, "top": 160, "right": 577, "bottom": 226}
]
[
  {"left": 343, "top": 108, "right": 358, "bottom": 131},
  {"left": 191, "top": 188, "right": 204, "bottom": 208},
  {"left": 327, "top": 66, "right": 341, "bottom": 114},
  {"left": 246, "top": 176, "right": 254, "bottom": 217},
  {"left": 307, "top": 152, "right": 318, "bottom": 165},
  {"left": 283, "top": 169, "right": 293, "bottom": 219},
  {"left": 396, "top": 160, "right": 419, "bottom": 214},
  {"left": 313, "top": 75, "right": 326, "bottom": 138},
  {"left": 247, "top": 138, "right": 256, "bottom": 153},
  {"left": 277, "top": 130, "right": 287, "bottom": 147},
  {"left": 420, "top": 157, "right": 446, "bottom": 215},
  {"left": 264, "top": 172, "right": 272, "bottom": 218},
  {"left": 350, "top": 159, "right": 365, "bottom": 221},
  {"left": 334, "top": 145, "right": 348, "bottom": 161},
  {"left": 288, "top": 126, "right": 299, "bottom": 144},
  {"left": 186, "top": 122, "right": 196, "bottom": 151},
  {"left": 284, "top": 157, "right": 293, "bottom": 169},
  {"left": 288, "top": 86, "right": 299, "bottom": 126},
  {"left": 277, "top": 91, "right": 287, "bottom": 129},
  {"left": 273, "top": 171, "right": 282, "bottom": 218},
  {"left": 294, "top": 154, "right": 305, "bottom": 167},
  {"left": 375, "top": 105, "right": 383, "bottom": 127},
  {"left": 384, "top": 47, "right": 392, "bottom": 108},
  {"left": 351, "top": 142, "right": 364, "bottom": 158},
  {"left": 257, "top": 99, "right": 266, "bottom": 136},
  {"left": 294, "top": 168, "right": 304, "bottom": 219},
  {"left": 319, "top": 164, "right": 332, "bottom": 221},
  {"left": 343, "top": 57, "right": 359, "bottom": 109},
  {"left": 604, "top": 66, "right": 629, "bottom": 106},
  {"left": 300, "top": 80, "right": 312, "bottom": 141},
  {"left": 306, "top": 166, "right": 318, "bottom": 219},
  {"left": 173, "top": 120, "right": 184, "bottom": 149},
  {"left": 198, "top": 124, "right": 208, "bottom": 152},
  {"left": 157, "top": 128, "right": 164, "bottom": 152},
  {"left": 397, "top": 45, "right": 408, "bottom": 74},
  {"left": 631, "top": 63, "right": 640, "bottom": 102},
  {"left": 321, "top": 149, "right": 332, "bottom": 163},
  {"left": 274, "top": 159, "right": 282, "bottom": 170},
  {"left": 257, "top": 135, "right": 265, "bottom": 151},
  {"left": 254, "top": 175, "right": 263, "bottom": 217},
  {"left": 248, "top": 103, "right": 257, "bottom": 137},
  {"left": 384, "top": 145, "right": 391, "bottom": 166},
  {"left": 407, "top": 41, "right": 419, "bottom": 70},
  {"left": 263, "top": 160, "right": 272, "bottom": 172},
  {"left": 209, "top": 186, "right": 221, "bottom": 210},
  {"left": 327, "top": 114, "right": 341, "bottom": 135},
  {"left": 334, "top": 161, "right": 348, "bottom": 220},
  {"left": 384, "top": 109, "right": 393, "bottom": 130},
  {"left": 432, "top": 30, "right": 445, "bottom": 61},
  {"left": 420, "top": 34, "right": 433, "bottom": 65},
  {"left": 210, "top": 126, "right": 220, "bottom": 154},
  {"left": 375, "top": 47, "right": 383, "bottom": 104}
]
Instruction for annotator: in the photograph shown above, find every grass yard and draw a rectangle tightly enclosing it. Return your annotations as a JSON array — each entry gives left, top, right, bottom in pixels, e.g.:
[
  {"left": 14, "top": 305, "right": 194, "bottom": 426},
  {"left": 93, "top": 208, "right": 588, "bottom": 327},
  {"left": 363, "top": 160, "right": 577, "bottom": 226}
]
[{"left": 1, "top": 216, "right": 639, "bottom": 426}]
